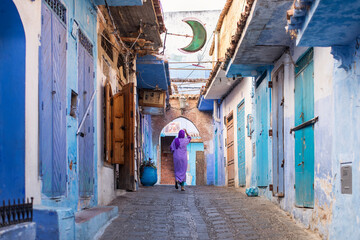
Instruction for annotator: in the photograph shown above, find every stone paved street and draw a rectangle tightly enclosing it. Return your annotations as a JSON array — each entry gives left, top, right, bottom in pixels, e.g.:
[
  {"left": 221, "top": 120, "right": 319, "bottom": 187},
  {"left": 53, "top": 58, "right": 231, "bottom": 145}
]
[{"left": 99, "top": 186, "right": 320, "bottom": 240}]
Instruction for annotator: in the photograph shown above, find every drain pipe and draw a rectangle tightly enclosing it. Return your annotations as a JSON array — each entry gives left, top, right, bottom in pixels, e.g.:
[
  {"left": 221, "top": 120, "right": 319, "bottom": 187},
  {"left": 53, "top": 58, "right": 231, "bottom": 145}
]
[{"left": 213, "top": 100, "right": 221, "bottom": 123}]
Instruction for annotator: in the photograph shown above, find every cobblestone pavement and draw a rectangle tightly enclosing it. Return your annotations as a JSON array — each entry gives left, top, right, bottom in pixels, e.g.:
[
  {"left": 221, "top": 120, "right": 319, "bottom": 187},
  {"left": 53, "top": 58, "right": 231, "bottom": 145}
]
[{"left": 99, "top": 186, "right": 320, "bottom": 240}]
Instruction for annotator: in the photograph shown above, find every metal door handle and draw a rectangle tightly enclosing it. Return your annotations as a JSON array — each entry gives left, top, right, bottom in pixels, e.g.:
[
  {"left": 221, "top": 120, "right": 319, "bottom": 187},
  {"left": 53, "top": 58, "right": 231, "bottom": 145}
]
[{"left": 297, "top": 161, "right": 304, "bottom": 166}]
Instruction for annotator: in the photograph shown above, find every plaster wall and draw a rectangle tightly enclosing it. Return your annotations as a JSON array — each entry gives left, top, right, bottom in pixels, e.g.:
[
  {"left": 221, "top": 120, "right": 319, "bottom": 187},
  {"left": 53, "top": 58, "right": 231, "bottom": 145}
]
[
  {"left": 15, "top": 0, "right": 99, "bottom": 210},
  {"left": 163, "top": 10, "right": 221, "bottom": 79},
  {"left": 269, "top": 47, "right": 335, "bottom": 239},
  {"left": 329, "top": 40, "right": 360, "bottom": 239},
  {"left": 151, "top": 98, "right": 214, "bottom": 184},
  {"left": 219, "top": 77, "right": 253, "bottom": 187},
  {"left": 218, "top": 0, "right": 247, "bottom": 61},
  {"left": 13, "top": 0, "right": 42, "bottom": 204}
]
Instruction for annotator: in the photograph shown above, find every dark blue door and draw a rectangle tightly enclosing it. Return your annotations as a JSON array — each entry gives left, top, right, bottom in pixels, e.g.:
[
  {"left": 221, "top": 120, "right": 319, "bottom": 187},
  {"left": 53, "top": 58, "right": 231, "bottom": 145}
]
[
  {"left": 39, "top": 2, "right": 67, "bottom": 197},
  {"left": 0, "top": 2, "right": 26, "bottom": 202},
  {"left": 78, "top": 33, "right": 95, "bottom": 198}
]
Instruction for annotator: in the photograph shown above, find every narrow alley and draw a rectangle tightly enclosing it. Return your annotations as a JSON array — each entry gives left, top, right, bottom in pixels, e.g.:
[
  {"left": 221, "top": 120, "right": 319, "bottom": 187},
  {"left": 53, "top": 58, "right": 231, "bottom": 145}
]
[
  {"left": 1, "top": 0, "right": 360, "bottom": 239},
  {"left": 99, "top": 186, "right": 319, "bottom": 240}
]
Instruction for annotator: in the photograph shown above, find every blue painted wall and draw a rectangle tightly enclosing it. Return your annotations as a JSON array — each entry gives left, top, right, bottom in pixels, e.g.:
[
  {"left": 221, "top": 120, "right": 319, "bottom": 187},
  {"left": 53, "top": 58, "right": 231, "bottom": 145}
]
[
  {"left": 329, "top": 38, "right": 360, "bottom": 239},
  {"left": 0, "top": 1, "right": 26, "bottom": 202},
  {"left": 186, "top": 142, "right": 204, "bottom": 185},
  {"left": 39, "top": 0, "right": 98, "bottom": 211},
  {"left": 142, "top": 115, "right": 153, "bottom": 162}
]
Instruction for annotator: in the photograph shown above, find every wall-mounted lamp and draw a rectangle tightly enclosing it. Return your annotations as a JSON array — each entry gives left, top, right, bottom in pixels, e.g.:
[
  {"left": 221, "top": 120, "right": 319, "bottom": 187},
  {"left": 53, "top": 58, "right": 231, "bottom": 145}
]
[{"left": 179, "top": 94, "right": 187, "bottom": 114}]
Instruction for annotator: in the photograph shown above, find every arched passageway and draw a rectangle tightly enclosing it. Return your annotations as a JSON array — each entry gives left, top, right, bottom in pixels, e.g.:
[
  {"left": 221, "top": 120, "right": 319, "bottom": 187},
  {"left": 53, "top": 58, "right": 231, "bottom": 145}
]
[
  {"left": 0, "top": 2, "right": 26, "bottom": 201},
  {"left": 159, "top": 117, "right": 205, "bottom": 186}
]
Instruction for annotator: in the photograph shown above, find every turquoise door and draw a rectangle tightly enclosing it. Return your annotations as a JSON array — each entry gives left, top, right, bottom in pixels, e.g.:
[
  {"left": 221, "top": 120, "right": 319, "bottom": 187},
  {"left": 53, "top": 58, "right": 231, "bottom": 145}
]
[
  {"left": 255, "top": 73, "right": 269, "bottom": 187},
  {"left": 237, "top": 100, "right": 246, "bottom": 186},
  {"left": 294, "top": 49, "right": 315, "bottom": 208},
  {"left": 215, "top": 129, "right": 218, "bottom": 185}
]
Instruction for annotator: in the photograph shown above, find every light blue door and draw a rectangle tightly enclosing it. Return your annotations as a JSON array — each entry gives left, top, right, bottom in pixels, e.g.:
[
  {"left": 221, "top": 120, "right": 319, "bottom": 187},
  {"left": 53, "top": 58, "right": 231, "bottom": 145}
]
[
  {"left": 255, "top": 73, "right": 269, "bottom": 187},
  {"left": 39, "top": 2, "right": 67, "bottom": 197},
  {"left": 295, "top": 49, "right": 314, "bottom": 208},
  {"left": 78, "top": 31, "right": 95, "bottom": 197},
  {"left": 215, "top": 129, "right": 218, "bottom": 185},
  {"left": 237, "top": 100, "right": 246, "bottom": 186}
]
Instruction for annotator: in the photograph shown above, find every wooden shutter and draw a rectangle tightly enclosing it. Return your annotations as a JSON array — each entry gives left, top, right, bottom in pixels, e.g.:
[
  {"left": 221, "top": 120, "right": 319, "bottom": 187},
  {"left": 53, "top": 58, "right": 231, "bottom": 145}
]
[
  {"left": 104, "top": 82, "right": 113, "bottom": 164},
  {"left": 123, "top": 83, "right": 135, "bottom": 190},
  {"left": 112, "top": 92, "right": 125, "bottom": 164}
]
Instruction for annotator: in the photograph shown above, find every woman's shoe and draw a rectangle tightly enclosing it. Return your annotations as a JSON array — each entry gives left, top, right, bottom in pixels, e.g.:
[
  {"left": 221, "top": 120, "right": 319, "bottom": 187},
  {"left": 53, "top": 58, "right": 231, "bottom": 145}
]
[
  {"left": 175, "top": 180, "right": 179, "bottom": 189},
  {"left": 181, "top": 186, "right": 185, "bottom": 191}
]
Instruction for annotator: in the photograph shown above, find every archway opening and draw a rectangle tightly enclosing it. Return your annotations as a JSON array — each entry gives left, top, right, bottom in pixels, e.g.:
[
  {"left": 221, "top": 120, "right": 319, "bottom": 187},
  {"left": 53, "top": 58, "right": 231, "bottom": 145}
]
[
  {"left": 158, "top": 117, "right": 204, "bottom": 186},
  {"left": 0, "top": 2, "right": 26, "bottom": 201}
]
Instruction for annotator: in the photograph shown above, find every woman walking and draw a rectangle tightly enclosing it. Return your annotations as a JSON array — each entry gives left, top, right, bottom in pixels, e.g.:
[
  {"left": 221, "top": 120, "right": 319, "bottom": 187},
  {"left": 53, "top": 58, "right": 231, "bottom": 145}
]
[{"left": 170, "top": 129, "right": 191, "bottom": 191}]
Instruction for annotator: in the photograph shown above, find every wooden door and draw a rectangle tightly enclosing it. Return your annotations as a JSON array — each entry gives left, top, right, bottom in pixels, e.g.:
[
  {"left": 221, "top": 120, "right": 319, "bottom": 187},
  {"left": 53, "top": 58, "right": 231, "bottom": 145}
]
[
  {"left": 160, "top": 136, "right": 175, "bottom": 185},
  {"left": 114, "top": 83, "right": 135, "bottom": 191},
  {"left": 237, "top": 100, "right": 246, "bottom": 187},
  {"left": 295, "top": 49, "right": 315, "bottom": 208},
  {"left": 196, "top": 151, "right": 206, "bottom": 185},
  {"left": 272, "top": 66, "right": 285, "bottom": 197},
  {"left": 255, "top": 74, "right": 269, "bottom": 187},
  {"left": 226, "top": 112, "right": 235, "bottom": 187}
]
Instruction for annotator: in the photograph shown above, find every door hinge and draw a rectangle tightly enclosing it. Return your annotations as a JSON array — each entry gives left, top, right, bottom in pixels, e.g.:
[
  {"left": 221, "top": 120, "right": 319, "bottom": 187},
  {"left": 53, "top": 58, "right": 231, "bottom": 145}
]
[
  {"left": 294, "top": 184, "right": 296, "bottom": 189},
  {"left": 110, "top": 122, "right": 113, "bottom": 129},
  {"left": 269, "top": 129, "right": 273, "bottom": 137},
  {"left": 268, "top": 81, "right": 273, "bottom": 88},
  {"left": 110, "top": 150, "right": 113, "bottom": 157},
  {"left": 110, "top": 98, "right": 113, "bottom": 106}
]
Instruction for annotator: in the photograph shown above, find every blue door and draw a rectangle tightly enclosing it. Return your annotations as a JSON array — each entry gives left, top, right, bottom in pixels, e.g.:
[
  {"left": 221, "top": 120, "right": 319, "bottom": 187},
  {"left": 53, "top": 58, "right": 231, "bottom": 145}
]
[
  {"left": 272, "top": 66, "right": 285, "bottom": 196},
  {"left": 0, "top": 2, "right": 26, "bottom": 202},
  {"left": 294, "top": 49, "right": 314, "bottom": 208},
  {"left": 255, "top": 73, "right": 269, "bottom": 187},
  {"left": 39, "top": 2, "right": 67, "bottom": 197},
  {"left": 214, "top": 129, "right": 218, "bottom": 185},
  {"left": 78, "top": 31, "right": 95, "bottom": 197},
  {"left": 237, "top": 100, "right": 246, "bottom": 186}
]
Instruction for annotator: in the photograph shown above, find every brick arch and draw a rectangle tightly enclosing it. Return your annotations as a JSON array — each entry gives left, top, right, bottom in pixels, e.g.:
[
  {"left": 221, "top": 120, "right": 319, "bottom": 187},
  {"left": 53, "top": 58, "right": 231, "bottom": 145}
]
[{"left": 151, "top": 98, "right": 213, "bottom": 151}]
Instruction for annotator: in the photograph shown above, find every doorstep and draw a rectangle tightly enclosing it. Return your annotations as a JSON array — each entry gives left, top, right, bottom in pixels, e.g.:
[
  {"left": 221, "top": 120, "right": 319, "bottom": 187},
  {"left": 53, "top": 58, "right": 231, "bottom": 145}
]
[
  {"left": 0, "top": 222, "right": 36, "bottom": 240},
  {"left": 75, "top": 206, "right": 118, "bottom": 240}
]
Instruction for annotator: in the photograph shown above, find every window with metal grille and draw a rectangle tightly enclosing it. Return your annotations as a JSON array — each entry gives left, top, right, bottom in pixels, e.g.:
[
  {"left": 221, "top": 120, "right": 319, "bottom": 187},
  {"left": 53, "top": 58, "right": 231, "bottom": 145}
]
[
  {"left": 101, "top": 31, "right": 113, "bottom": 61},
  {"left": 44, "top": 0, "right": 66, "bottom": 24},
  {"left": 79, "top": 29, "right": 93, "bottom": 57}
]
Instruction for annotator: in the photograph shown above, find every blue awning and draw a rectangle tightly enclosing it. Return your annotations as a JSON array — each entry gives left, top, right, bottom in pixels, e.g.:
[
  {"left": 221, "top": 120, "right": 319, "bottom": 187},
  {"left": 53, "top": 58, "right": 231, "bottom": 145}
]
[
  {"left": 197, "top": 95, "right": 213, "bottom": 111},
  {"left": 136, "top": 55, "right": 170, "bottom": 91}
]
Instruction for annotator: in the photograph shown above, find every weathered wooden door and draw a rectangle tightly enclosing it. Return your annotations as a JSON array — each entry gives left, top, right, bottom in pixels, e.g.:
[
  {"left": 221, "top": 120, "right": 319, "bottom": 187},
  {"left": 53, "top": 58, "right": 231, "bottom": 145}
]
[
  {"left": 237, "top": 100, "right": 246, "bottom": 187},
  {"left": 78, "top": 31, "right": 95, "bottom": 198},
  {"left": 226, "top": 112, "right": 235, "bottom": 187},
  {"left": 115, "top": 83, "right": 135, "bottom": 191},
  {"left": 272, "top": 66, "right": 285, "bottom": 197},
  {"left": 295, "top": 49, "right": 315, "bottom": 208},
  {"left": 160, "top": 136, "right": 175, "bottom": 185},
  {"left": 39, "top": 2, "right": 67, "bottom": 197},
  {"left": 255, "top": 74, "right": 269, "bottom": 187},
  {"left": 196, "top": 151, "right": 206, "bottom": 185}
]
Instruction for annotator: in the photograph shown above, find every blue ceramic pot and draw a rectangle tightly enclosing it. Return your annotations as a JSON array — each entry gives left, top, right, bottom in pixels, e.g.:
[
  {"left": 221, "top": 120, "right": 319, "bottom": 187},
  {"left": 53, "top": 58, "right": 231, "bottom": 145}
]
[{"left": 140, "top": 166, "right": 158, "bottom": 186}]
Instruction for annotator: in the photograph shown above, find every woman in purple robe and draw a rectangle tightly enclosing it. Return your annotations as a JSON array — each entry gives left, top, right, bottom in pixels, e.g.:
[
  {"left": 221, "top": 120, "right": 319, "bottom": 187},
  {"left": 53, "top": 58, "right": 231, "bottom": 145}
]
[{"left": 170, "top": 129, "right": 191, "bottom": 191}]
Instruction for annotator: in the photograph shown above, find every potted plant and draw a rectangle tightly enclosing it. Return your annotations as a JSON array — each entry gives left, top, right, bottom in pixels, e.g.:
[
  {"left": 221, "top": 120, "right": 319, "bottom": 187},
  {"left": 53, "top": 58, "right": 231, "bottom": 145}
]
[{"left": 140, "top": 158, "right": 158, "bottom": 186}]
